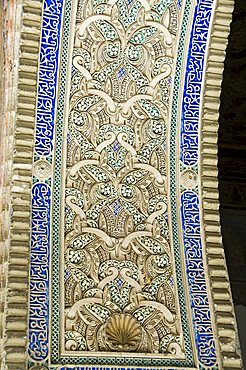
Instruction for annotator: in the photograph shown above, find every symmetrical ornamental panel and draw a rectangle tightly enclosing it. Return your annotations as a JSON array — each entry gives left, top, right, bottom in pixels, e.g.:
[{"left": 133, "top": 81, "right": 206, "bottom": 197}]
[
  {"left": 1, "top": 0, "right": 239, "bottom": 369},
  {"left": 64, "top": 0, "right": 182, "bottom": 357}
]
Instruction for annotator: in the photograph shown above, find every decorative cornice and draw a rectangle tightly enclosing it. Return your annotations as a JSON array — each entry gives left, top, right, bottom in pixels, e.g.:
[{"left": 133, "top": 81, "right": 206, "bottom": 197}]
[
  {"left": 1, "top": 1, "right": 42, "bottom": 369},
  {"left": 201, "top": 0, "right": 243, "bottom": 368}
]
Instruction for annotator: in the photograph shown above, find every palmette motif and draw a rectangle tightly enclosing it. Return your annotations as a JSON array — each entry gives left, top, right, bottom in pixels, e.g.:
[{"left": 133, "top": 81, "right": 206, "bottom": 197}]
[{"left": 64, "top": 0, "right": 184, "bottom": 356}]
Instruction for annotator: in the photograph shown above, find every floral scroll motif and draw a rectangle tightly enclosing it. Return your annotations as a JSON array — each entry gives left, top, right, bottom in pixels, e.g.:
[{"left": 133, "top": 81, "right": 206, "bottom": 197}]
[{"left": 63, "top": 0, "right": 184, "bottom": 357}]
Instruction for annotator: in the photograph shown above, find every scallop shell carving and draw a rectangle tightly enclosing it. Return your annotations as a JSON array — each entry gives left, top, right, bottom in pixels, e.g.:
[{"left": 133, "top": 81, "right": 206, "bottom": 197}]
[{"left": 105, "top": 313, "right": 142, "bottom": 351}]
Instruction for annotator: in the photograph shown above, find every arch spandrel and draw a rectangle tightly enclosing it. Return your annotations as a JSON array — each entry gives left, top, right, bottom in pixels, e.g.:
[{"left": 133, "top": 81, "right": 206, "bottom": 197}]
[{"left": 0, "top": 0, "right": 243, "bottom": 369}]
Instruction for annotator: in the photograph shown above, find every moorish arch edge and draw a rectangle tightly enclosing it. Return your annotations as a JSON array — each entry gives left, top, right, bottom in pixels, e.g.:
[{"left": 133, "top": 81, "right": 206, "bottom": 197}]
[{"left": 0, "top": 0, "right": 243, "bottom": 369}]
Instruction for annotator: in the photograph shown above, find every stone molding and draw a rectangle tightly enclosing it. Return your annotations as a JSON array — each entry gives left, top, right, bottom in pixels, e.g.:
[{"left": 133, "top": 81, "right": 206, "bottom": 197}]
[
  {"left": 0, "top": 1, "right": 42, "bottom": 369},
  {"left": 0, "top": 0, "right": 243, "bottom": 369},
  {"left": 201, "top": 0, "right": 243, "bottom": 368}
]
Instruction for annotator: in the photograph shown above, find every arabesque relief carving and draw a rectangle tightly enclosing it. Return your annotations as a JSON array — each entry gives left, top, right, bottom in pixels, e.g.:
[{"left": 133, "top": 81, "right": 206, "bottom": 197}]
[
  {"left": 64, "top": 0, "right": 184, "bottom": 356},
  {"left": 0, "top": 0, "right": 242, "bottom": 368}
]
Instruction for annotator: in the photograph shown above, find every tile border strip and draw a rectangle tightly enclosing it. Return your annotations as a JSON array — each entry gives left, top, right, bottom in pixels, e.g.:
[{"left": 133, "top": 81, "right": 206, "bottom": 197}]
[
  {"left": 2, "top": 1, "right": 42, "bottom": 369},
  {"left": 29, "top": 0, "right": 63, "bottom": 364},
  {"left": 179, "top": 1, "right": 219, "bottom": 367},
  {"left": 201, "top": 0, "right": 243, "bottom": 368}
]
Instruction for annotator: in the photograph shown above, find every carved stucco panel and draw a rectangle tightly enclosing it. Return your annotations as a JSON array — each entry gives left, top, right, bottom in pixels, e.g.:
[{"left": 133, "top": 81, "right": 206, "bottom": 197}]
[
  {"left": 0, "top": 0, "right": 243, "bottom": 369},
  {"left": 62, "top": 0, "right": 183, "bottom": 357}
]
